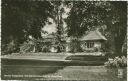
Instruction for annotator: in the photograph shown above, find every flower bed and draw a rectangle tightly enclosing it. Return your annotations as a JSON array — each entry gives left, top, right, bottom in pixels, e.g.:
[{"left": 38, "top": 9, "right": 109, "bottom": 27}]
[{"left": 104, "top": 56, "right": 127, "bottom": 79}]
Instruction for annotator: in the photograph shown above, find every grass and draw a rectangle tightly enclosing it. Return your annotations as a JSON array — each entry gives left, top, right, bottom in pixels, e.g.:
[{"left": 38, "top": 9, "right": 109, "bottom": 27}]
[
  {"left": 1, "top": 53, "right": 126, "bottom": 80},
  {"left": 65, "top": 55, "right": 107, "bottom": 61},
  {"left": 2, "top": 52, "right": 107, "bottom": 61},
  {"left": 1, "top": 52, "right": 108, "bottom": 66},
  {"left": 2, "top": 52, "right": 70, "bottom": 60},
  {"left": 47, "top": 66, "right": 126, "bottom": 81},
  {"left": 2, "top": 64, "right": 126, "bottom": 80},
  {"left": 1, "top": 59, "right": 65, "bottom": 80}
]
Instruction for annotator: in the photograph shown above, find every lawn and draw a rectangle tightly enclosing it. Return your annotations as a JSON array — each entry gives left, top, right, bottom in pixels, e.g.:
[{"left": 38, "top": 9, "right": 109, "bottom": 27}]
[
  {"left": 2, "top": 52, "right": 70, "bottom": 60},
  {"left": 1, "top": 53, "right": 126, "bottom": 80},
  {"left": 2, "top": 52, "right": 107, "bottom": 62},
  {"left": 1, "top": 59, "right": 65, "bottom": 80},
  {"left": 1, "top": 58, "right": 127, "bottom": 81},
  {"left": 43, "top": 66, "right": 126, "bottom": 81}
]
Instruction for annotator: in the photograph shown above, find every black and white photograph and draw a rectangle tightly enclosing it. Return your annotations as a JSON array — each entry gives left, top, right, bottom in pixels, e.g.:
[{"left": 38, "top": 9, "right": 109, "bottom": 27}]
[{"left": 1, "top": 0, "right": 127, "bottom": 80}]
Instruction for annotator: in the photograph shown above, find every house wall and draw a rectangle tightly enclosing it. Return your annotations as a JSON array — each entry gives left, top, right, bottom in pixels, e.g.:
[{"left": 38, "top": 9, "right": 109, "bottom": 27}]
[
  {"left": 80, "top": 41, "right": 102, "bottom": 52},
  {"left": 66, "top": 44, "right": 70, "bottom": 52},
  {"left": 94, "top": 41, "right": 101, "bottom": 48},
  {"left": 50, "top": 47, "right": 57, "bottom": 52}
]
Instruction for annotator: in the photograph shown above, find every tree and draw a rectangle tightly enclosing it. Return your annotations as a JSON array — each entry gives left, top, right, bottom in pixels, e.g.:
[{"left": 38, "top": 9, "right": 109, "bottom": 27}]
[
  {"left": 2, "top": 1, "right": 126, "bottom": 55},
  {"left": 105, "top": 2, "right": 127, "bottom": 56},
  {"left": 66, "top": 1, "right": 111, "bottom": 52},
  {"left": 2, "top": 0, "right": 54, "bottom": 54},
  {"left": 50, "top": 1, "right": 66, "bottom": 52},
  {"left": 66, "top": 1, "right": 127, "bottom": 55}
]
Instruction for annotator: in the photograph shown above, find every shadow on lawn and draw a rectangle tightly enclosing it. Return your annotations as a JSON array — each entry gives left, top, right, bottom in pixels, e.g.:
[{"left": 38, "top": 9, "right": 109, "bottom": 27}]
[{"left": 1, "top": 59, "right": 65, "bottom": 80}]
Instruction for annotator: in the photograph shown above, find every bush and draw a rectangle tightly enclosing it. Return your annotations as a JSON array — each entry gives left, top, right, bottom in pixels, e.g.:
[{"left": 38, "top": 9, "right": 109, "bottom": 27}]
[
  {"left": 20, "top": 41, "right": 35, "bottom": 53},
  {"left": 2, "top": 42, "right": 19, "bottom": 55},
  {"left": 104, "top": 56, "right": 127, "bottom": 68},
  {"left": 19, "top": 38, "right": 40, "bottom": 53},
  {"left": 104, "top": 52, "right": 115, "bottom": 58},
  {"left": 70, "top": 39, "right": 83, "bottom": 53}
]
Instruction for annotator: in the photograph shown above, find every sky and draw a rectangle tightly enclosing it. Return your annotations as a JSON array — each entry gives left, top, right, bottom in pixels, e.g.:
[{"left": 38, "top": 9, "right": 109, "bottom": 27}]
[{"left": 42, "top": 18, "right": 57, "bottom": 33}]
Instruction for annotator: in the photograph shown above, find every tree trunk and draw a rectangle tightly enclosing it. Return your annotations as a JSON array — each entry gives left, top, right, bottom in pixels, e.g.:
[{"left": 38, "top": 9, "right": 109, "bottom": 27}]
[
  {"left": 56, "top": 3, "right": 63, "bottom": 53},
  {"left": 114, "top": 35, "right": 124, "bottom": 56}
]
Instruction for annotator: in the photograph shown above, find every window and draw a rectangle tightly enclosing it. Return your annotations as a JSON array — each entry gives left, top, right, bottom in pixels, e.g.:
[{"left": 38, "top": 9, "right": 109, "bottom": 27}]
[
  {"left": 90, "top": 42, "right": 94, "bottom": 48},
  {"left": 87, "top": 42, "right": 89, "bottom": 48},
  {"left": 85, "top": 42, "right": 94, "bottom": 48},
  {"left": 84, "top": 42, "right": 87, "bottom": 48}
]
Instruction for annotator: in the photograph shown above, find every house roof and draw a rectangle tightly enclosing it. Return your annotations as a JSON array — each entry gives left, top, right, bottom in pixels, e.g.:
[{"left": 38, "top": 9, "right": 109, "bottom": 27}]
[
  {"left": 42, "top": 33, "right": 67, "bottom": 42},
  {"left": 80, "top": 30, "right": 107, "bottom": 41},
  {"left": 43, "top": 33, "right": 56, "bottom": 39}
]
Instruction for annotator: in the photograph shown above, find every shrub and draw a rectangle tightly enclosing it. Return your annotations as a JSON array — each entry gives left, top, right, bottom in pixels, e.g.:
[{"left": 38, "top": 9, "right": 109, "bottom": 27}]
[
  {"left": 20, "top": 41, "right": 35, "bottom": 53},
  {"left": 19, "top": 38, "right": 41, "bottom": 53},
  {"left": 104, "top": 52, "right": 115, "bottom": 58},
  {"left": 70, "top": 39, "right": 83, "bottom": 53},
  {"left": 104, "top": 56, "right": 127, "bottom": 68},
  {"left": 2, "top": 41, "right": 19, "bottom": 55}
]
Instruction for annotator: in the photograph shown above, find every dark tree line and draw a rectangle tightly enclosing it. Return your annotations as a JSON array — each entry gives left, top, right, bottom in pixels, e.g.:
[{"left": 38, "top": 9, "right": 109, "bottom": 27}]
[
  {"left": 2, "top": 0, "right": 54, "bottom": 53},
  {"left": 66, "top": 1, "right": 127, "bottom": 56},
  {"left": 2, "top": 1, "right": 127, "bottom": 56}
]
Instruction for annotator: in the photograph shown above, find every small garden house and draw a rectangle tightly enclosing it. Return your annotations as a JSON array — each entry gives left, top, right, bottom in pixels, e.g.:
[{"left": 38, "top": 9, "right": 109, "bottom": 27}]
[{"left": 79, "top": 30, "right": 107, "bottom": 52}]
